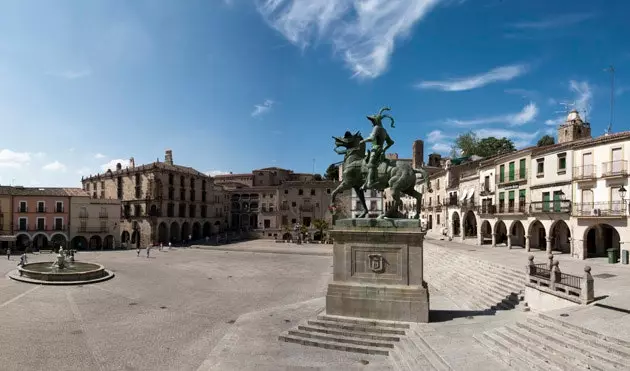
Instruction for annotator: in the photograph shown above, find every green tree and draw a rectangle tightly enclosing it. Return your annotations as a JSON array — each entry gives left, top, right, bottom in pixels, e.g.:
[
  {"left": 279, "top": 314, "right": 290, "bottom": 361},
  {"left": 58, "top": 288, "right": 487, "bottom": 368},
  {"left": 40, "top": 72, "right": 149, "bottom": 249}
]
[
  {"left": 453, "top": 132, "right": 516, "bottom": 158},
  {"left": 312, "top": 219, "right": 329, "bottom": 240},
  {"left": 537, "top": 135, "right": 555, "bottom": 147},
  {"left": 324, "top": 164, "right": 339, "bottom": 180},
  {"left": 312, "top": 173, "right": 323, "bottom": 181}
]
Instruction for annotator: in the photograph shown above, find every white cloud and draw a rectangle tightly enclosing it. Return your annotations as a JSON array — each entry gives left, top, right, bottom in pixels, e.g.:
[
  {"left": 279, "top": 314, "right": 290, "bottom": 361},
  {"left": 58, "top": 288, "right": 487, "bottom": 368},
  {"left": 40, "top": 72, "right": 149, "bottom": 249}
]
[
  {"left": 205, "top": 170, "right": 230, "bottom": 177},
  {"left": 417, "top": 64, "right": 528, "bottom": 91},
  {"left": 32, "top": 152, "right": 46, "bottom": 159},
  {"left": 42, "top": 161, "right": 67, "bottom": 172},
  {"left": 425, "top": 130, "right": 453, "bottom": 154},
  {"left": 251, "top": 99, "right": 274, "bottom": 117},
  {"left": 0, "top": 149, "right": 31, "bottom": 168},
  {"left": 431, "top": 142, "right": 452, "bottom": 153},
  {"left": 509, "top": 13, "right": 595, "bottom": 30},
  {"left": 446, "top": 102, "right": 538, "bottom": 127},
  {"left": 256, "top": 0, "right": 441, "bottom": 79},
  {"left": 94, "top": 153, "right": 106, "bottom": 159},
  {"left": 545, "top": 116, "right": 564, "bottom": 126},
  {"left": 76, "top": 167, "right": 92, "bottom": 176},
  {"left": 569, "top": 80, "right": 592, "bottom": 118},
  {"left": 426, "top": 130, "right": 448, "bottom": 143},
  {"left": 101, "top": 159, "right": 130, "bottom": 172},
  {"left": 50, "top": 68, "right": 92, "bottom": 80}
]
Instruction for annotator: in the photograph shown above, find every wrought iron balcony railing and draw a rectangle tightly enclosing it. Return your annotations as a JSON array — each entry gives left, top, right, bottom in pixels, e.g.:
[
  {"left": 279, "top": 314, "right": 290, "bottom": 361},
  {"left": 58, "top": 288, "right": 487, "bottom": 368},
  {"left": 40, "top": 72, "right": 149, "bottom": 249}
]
[
  {"left": 496, "top": 169, "right": 528, "bottom": 185},
  {"left": 572, "top": 201, "right": 626, "bottom": 217},
  {"left": 477, "top": 204, "right": 496, "bottom": 215},
  {"left": 529, "top": 200, "right": 571, "bottom": 213},
  {"left": 495, "top": 202, "right": 527, "bottom": 214},
  {"left": 573, "top": 165, "right": 597, "bottom": 181},
  {"left": 601, "top": 160, "right": 628, "bottom": 178}
]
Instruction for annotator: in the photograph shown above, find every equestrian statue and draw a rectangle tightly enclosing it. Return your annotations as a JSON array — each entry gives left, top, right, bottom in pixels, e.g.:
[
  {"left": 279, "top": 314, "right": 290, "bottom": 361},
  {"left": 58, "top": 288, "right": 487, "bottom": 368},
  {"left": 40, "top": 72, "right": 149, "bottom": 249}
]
[{"left": 330, "top": 107, "right": 432, "bottom": 219}]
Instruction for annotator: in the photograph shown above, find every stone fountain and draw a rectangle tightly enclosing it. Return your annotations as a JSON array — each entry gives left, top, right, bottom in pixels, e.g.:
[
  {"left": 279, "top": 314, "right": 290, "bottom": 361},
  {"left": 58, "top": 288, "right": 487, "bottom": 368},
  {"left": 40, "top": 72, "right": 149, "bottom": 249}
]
[{"left": 8, "top": 245, "right": 114, "bottom": 285}]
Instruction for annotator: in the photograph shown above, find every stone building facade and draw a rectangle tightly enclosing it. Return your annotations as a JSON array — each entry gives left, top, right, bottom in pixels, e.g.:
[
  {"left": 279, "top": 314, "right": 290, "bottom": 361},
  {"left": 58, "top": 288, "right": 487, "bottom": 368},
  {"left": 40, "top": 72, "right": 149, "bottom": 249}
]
[
  {"left": 69, "top": 194, "right": 122, "bottom": 250},
  {"left": 214, "top": 167, "right": 337, "bottom": 239},
  {"left": 81, "top": 150, "right": 229, "bottom": 247},
  {"left": 0, "top": 187, "right": 13, "bottom": 250}
]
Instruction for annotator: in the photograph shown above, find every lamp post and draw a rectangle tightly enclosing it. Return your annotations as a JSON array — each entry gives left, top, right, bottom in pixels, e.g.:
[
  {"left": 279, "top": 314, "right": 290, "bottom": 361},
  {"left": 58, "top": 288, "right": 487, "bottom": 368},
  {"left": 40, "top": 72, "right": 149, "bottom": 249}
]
[{"left": 619, "top": 186, "right": 627, "bottom": 214}]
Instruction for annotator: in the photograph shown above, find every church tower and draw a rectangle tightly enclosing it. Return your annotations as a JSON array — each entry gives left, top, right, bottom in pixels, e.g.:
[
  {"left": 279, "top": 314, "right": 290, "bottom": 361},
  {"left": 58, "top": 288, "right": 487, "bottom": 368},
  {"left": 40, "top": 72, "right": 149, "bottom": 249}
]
[{"left": 557, "top": 110, "right": 592, "bottom": 144}]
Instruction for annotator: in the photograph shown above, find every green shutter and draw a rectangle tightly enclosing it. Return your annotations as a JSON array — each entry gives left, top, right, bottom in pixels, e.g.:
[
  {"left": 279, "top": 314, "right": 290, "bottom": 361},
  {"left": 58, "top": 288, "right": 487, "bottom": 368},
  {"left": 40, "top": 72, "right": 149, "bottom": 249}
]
[
  {"left": 499, "top": 192, "right": 505, "bottom": 200},
  {"left": 553, "top": 191, "right": 562, "bottom": 212},
  {"left": 519, "top": 189, "right": 526, "bottom": 200},
  {"left": 542, "top": 192, "right": 550, "bottom": 212},
  {"left": 499, "top": 165, "right": 505, "bottom": 183},
  {"left": 508, "top": 191, "right": 515, "bottom": 200},
  {"left": 519, "top": 159, "right": 526, "bottom": 179},
  {"left": 509, "top": 162, "right": 515, "bottom": 181}
]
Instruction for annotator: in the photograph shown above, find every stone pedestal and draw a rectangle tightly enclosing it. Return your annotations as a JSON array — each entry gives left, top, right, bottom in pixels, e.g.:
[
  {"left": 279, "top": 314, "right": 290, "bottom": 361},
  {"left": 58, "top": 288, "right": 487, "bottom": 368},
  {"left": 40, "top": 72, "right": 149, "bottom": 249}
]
[{"left": 326, "top": 218, "right": 429, "bottom": 323}]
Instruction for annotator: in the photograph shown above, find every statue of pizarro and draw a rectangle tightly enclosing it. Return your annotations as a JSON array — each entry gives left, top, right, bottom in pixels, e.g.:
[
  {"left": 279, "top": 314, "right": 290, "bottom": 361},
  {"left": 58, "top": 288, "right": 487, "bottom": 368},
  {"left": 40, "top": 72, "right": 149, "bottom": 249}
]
[{"left": 360, "top": 107, "right": 395, "bottom": 190}]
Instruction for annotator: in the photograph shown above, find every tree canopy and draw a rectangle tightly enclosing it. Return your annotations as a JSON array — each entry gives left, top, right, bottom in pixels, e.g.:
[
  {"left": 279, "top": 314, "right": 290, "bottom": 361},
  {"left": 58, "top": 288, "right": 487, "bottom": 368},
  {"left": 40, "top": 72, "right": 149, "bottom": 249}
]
[
  {"left": 537, "top": 135, "right": 555, "bottom": 147},
  {"left": 324, "top": 164, "right": 339, "bottom": 180},
  {"left": 453, "top": 132, "right": 516, "bottom": 158}
]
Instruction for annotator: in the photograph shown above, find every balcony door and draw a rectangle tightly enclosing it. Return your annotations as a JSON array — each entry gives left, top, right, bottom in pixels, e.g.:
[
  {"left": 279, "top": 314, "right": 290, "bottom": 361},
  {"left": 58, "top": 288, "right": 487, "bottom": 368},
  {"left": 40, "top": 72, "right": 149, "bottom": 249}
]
[
  {"left": 612, "top": 185, "right": 623, "bottom": 214},
  {"left": 553, "top": 191, "right": 563, "bottom": 212},
  {"left": 542, "top": 192, "right": 550, "bottom": 212},
  {"left": 508, "top": 162, "right": 515, "bottom": 182},
  {"left": 612, "top": 148, "right": 622, "bottom": 174},
  {"left": 582, "top": 153, "right": 593, "bottom": 176},
  {"left": 581, "top": 189, "right": 593, "bottom": 214}
]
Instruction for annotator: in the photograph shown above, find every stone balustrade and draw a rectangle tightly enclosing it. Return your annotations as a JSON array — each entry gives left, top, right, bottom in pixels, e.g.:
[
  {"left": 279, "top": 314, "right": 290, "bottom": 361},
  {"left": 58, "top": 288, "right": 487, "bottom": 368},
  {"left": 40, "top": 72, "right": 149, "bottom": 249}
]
[{"left": 526, "top": 254, "right": 594, "bottom": 304}]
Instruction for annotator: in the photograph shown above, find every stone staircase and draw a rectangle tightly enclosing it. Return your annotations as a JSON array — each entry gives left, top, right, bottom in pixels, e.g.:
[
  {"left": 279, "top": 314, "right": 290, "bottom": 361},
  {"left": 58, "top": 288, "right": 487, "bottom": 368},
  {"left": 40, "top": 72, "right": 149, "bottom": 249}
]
[
  {"left": 475, "top": 312, "right": 630, "bottom": 370},
  {"left": 424, "top": 246, "right": 526, "bottom": 311},
  {"left": 390, "top": 326, "right": 452, "bottom": 371}
]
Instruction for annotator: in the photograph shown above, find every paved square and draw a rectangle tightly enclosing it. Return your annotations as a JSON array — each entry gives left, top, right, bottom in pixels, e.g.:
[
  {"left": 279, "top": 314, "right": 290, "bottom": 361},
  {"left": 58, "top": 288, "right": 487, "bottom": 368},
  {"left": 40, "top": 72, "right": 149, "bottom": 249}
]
[{"left": 0, "top": 245, "right": 389, "bottom": 371}]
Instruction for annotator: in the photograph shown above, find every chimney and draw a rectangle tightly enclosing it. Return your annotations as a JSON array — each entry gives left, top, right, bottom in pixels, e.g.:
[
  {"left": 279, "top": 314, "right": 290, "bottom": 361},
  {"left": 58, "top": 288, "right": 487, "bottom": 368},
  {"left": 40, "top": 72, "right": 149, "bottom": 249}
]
[
  {"left": 129, "top": 157, "right": 135, "bottom": 168},
  {"left": 412, "top": 140, "right": 424, "bottom": 169},
  {"left": 165, "top": 150, "right": 173, "bottom": 165}
]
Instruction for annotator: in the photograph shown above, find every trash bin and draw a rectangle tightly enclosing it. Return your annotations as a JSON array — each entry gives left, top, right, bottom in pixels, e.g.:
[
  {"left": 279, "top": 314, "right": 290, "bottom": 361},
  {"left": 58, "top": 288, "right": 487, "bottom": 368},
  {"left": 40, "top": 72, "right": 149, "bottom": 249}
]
[
  {"left": 622, "top": 250, "right": 629, "bottom": 265},
  {"left": 607, "top": 248, "right": 618, "bottom": 264}
]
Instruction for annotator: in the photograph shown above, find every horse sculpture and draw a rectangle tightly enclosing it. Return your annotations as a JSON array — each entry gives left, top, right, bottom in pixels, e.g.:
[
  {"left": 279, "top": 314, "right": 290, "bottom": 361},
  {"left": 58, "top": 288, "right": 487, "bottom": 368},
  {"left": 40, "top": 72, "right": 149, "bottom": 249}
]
[{"left": 330, "top": 131, "right": 432, "bottom": 219}]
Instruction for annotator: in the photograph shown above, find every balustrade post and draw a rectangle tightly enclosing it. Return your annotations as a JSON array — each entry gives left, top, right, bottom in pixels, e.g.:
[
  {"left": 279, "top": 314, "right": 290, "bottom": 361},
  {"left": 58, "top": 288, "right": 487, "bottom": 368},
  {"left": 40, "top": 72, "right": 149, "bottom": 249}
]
[
  {"left": 546, "top": 236, "right": 552, "bottom": 254},
  {"left": 526, "top": 255, "right": 535, "bottom": 276},
  {"left": 582, "top": 266, "right": 594, "bottom": 304},
  {"left": 550, "top": 260, "right": 561, "bottom": 291},
  {"left": 491, "top": 233, "right": 497, "bottom": 247},
  {"left": 548, "top": 253, "right": 554, "bottom": 270},
  {"left": 507, "top": 234, "right": 512, "bottom": 249},
  {"left": 525, "top": 235, "right": 531, "bottom": 252}
]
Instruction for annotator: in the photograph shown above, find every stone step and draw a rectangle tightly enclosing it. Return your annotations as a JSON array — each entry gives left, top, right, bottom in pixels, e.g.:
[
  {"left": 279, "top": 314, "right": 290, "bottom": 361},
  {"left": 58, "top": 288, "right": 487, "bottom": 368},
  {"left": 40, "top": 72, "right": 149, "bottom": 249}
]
[
  {"left": 286, "top": 330, "right": 394, "bottom": 349},
  {"left": 537, "top": 313, "right": 630, "bottom": 349},
  {"left": 408, "top": 328, "right": 452, "bottom": 371},
  {"left": 306, "top": 320, "right": 407, "bottom": 335},
  {"left": 316, "top": 314, "right": 410, "bottom": 329},
  {"left": 514, "top": 321, "right": 628, "bottom": 369},
  {"left": 490, "top": 327, "right": 565, "bottom": 371},
  {"left": 430, "top": 249, "right": 525, "bottom": 281},
  {"left": 474, "top": 331, "right": 552, "bottom": 371},
  {"left": 503, "top": 324, "right": 614, "bottom": 370},
  {"left": 297, "top": 325, "right": 402, "bottom": 342},
  {"left": 390, "top": 345, "right": 412, "bottom": 371},
  {"left": 278, "top": 334, "right": 389, "bottom": 356},
  {"left": 442, "top": 253, "right": 525, "bottom": 286},
  {"left": 526, "top": 317, "right": 630, "bottom": 360},
  {"left": 447, "top": 269, "right": 519, "bottom": 309},
  {"left": 393, "top": 336, "right": 437, "bottom": 371}
]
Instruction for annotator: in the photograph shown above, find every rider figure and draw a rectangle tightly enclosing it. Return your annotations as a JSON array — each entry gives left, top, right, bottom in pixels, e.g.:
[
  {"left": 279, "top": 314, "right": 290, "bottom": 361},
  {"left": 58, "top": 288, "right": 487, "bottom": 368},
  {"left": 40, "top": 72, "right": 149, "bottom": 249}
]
[{"left": 360, "top": 107, "right": 395, "bottom": 190}]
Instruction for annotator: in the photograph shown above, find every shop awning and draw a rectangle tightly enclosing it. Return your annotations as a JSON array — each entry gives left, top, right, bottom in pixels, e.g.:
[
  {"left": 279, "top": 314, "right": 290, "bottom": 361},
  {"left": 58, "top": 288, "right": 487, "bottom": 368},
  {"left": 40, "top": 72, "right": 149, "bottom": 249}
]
[{"left": 0, "top": 235, "right": 17, "bottom": 242}]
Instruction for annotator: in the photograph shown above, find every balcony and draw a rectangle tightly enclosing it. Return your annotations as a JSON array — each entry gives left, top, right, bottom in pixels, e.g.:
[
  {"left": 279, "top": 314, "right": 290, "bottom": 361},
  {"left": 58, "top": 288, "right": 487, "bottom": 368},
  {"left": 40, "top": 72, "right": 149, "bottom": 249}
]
[
  {"left": 17, "top": 207, "right": 28, "bottom": 213},
  {"left": 444, "top": 198, "right": 459, "bottom": 207},
  {"left": 496, "top": 170, "right": 528, "bottom": 186},
  {"left": 78, "top": 226, "right": 109, "bottom": 233},
  {"left": 573, "top": 165, "right": 597, "bottom": 181},
  {"left": 280, "top": 204, "right": 290, "bottom": 211},
  {"left": 300, "top": 204, "right": 314, "bottom": 212},
  {"left": 459, "top": 200, "right": 476, "bottom": 210},
  {"left": 35, "top": 207, "right": 47, "bottom": 213},
  {"left": 426, "top": 204, "right": 433, "bottom": 211},
  {"left": 435, "top": 204, "right": 442, "bottom": 212},
  {"left": 54, "top": 206, "right": 64, "bottom": 213},
  {"left": 529, "top": 200, "right": 571, "bottom": 214},
  {"left": 479, "top": 186, "right": 494, "bottom": 196},
  {"left": 573, "top": 202, "right": 626, "bottom": 218},
  {"left": 261, "top": 208, "right": 277, "bottom": 214},
  {"left": 79, "top": 213, "right": 89, "bottom": 219},
  {"left": 495, "top": 202, "right": 527, "bottom": 214},
  {"left": 24, "top": 225, "right": 67, "bottom": 232},
  {"left": 99, "top": 211, "right": 108, "bottom": 218},
  {"left": 602, "top": 160, "right": 628, "bottom": 178},
  {"left": 478, "top": 204, "right": 496, "bottom": 216}
]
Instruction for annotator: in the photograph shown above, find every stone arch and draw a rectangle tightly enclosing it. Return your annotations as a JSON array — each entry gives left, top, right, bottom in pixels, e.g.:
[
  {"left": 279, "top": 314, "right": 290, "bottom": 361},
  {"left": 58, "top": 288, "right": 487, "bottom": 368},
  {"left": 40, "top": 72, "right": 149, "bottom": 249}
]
[
  {"left": 509, "top": 220, "right": 526, "bottom": 248},
  {"left": 584, "top": 224, "right": 620, "bottom": 258},
  {"left": 462, "top": 210, "right": 477, "bottom": 238},
  {"left": 16, "top": 233, "right": 31, "bottom": 250},
  {"left": 32, "top": 233, "right": 49, "bottom": 250},
  {"left": 181, "top": 222, "right": 191, "bottom": 241},
  {"left": 249, "top": 214, "right": 258, "bottom": 229},
  {"left": 89, "top": 235, "right": 102, "bottom": 250},
  {"left": 170, "top": 222, "right": 180, "bottom": 242},
  {"left": 213, "top": 220, "right": 221, "bottom": 233},
  {"left": 494, "top": 220, "right": 508, "bottom": 245},
  {"left": 131, "top": 230, "right": 141, "bottom": 245},
  {"left": 71, "top": 236, "right": 88, "bottom": 250},
  {"left": 480, "top": 220, "right": 492, "bottom": 245},
  {"left": 158, "top": 222, "right": 169, "bottom": 244},
  {"left": 103, "top": 235, "right": 115, "bottom": 249},
  {"left": 121, "top": 231, "right": 130, "bottom": 243},
  {"left": 550, "top": 220, "right": 571, "bottom": 253},
  {"left": 203, "top": 222, "right": 211, "bottom": 237},
  {"left": 528, "top": 220, "right": 546, "bottom": 250},
  {"left": 451, "top": 211, "right": 461, "bottom": 236},
  {"left": 192, "top": 222, "right": 201, "bottom": 240},
  {"left": 50, "top": 233, "right": 68, "bottom": 249}
]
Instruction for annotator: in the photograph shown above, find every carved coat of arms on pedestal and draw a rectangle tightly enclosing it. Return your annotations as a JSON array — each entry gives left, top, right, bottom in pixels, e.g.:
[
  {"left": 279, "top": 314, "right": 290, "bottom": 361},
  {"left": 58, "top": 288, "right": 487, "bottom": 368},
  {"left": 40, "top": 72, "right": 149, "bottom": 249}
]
[{"left": 368, "top": 254, "right": 385, "bottom": 273}]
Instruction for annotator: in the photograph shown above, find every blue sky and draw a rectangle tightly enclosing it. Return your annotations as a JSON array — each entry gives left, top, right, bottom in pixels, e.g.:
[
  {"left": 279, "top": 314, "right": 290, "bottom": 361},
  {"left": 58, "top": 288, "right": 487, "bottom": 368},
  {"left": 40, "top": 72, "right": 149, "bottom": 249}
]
[{"left": 0, "top": 0, "right": 628, "bottom": 187}]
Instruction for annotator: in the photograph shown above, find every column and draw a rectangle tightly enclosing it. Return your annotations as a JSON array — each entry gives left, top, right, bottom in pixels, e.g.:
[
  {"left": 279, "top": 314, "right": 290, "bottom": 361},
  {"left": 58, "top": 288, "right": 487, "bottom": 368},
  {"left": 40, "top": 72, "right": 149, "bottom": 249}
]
[
  {"left": 507, "top": 234, "right": 512, "bottom": 249},
  {"left": 492, "top": 233, "right": 497, "bottom": 247},
  {"left": 460, "top": 218, "right": 465, "bottom": 242},
  {"left": 525, "top": 235, "right": 530, "bottom": 252},
  {"left": 546, "top": 236, "right": 552, "bottom": 254},
  {"left": 477, "top": 230, "right": 482, "bottom": 245}
]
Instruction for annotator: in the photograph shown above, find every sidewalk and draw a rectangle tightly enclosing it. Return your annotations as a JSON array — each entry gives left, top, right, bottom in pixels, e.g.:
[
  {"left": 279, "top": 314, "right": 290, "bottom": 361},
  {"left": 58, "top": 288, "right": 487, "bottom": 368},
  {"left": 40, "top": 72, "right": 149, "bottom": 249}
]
[{"left": 192, "top": 240, "right": 333, "bottom": 257}]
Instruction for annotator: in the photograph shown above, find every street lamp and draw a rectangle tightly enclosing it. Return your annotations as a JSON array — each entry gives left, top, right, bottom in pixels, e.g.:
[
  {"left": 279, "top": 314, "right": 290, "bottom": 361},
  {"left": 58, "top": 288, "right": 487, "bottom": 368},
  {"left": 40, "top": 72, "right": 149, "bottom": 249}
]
[
  {"left": 558, "top": 190, "right": 566, "bottom": 200},
  {"left": 619, "top": 186, "right": 627, "bottom": 214}
]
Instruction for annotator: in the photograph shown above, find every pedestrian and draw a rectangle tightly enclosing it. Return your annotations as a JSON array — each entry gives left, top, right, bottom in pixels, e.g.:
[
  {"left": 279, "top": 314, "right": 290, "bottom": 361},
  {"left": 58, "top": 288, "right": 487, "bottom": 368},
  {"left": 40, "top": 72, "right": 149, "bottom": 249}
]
[
  {"left": 7, "top": 247, "right": 11, "bottom": 260},
  {"left": 18, "top": 253, "right": 27, "bottom": 267},
  {"left": 137, "top": 245, "right": 141, "bottom": 257},
  {"left": 146, "top": 245, "right": 151, "bottom": 258},
  {"left": 159, "top": 242, "right": 163, "bottom": 252},
  {"left": 168, "top": 241, "right": 172, "bottom": 251}
]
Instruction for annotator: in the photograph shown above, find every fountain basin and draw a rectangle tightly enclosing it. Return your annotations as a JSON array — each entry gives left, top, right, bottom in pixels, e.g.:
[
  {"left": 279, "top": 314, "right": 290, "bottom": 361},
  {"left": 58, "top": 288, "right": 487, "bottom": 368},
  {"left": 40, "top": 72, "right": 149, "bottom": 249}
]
[{"left": 9, "top": 262, "right": 114, "bottom": 285}]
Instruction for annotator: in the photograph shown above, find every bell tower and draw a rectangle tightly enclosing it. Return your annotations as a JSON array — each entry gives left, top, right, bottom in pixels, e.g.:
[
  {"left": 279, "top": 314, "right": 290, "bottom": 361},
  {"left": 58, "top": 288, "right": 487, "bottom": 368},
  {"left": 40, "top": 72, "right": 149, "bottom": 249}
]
[{"left": 557, "top": 110, "right": 592, "bottom": 144}]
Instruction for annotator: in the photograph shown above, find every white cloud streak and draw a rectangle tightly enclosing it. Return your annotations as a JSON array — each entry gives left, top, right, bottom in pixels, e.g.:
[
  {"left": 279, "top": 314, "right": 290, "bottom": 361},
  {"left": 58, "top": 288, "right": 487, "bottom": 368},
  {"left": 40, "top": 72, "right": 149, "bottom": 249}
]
[
  {"left": 0, "top": 149, "right": 31, "bottom": 168},
  {"left": 50, "top": 68, "right": 92, "bottom": 80},
  {"left": 510, "top": 13, "right": 595, "bottom": 30},
  {"left": 256, "top": 0, "right": 441, "bottom": 79},
  {"left": 101, "top": 159, "right": 130, "bottom": 172},
  {"left": 446, "top": 102, "right": 538, "bottom": 127},
  {"left": 417, "top": 64, "right": 528, "bottom": 91},
  {"left": 251, "top": 99, "right": 274, "bottom": 117},
  {"left": 42, "top": 160, "right": 67, "bottom": 172},
  {"left": 569, "top": 80, "right": 592, "bottom": 118},
  {"left": 205, "top": 170, "right": 230, "bottom": 177},
  {"left": 94, "top": 153, "right": 106, "bottom": 159}
]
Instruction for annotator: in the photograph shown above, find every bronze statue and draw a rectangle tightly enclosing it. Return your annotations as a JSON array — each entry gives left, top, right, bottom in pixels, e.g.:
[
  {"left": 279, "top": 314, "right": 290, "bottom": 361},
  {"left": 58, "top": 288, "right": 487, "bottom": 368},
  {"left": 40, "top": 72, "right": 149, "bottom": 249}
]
[{"left": 360, "top": 107, "right": 395, "bottom": 190}]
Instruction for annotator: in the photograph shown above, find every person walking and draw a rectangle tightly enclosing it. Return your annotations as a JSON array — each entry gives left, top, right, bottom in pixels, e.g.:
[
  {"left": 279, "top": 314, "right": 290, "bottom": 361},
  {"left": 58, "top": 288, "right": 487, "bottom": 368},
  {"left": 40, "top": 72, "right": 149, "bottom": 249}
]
[
  {"left": 7, "top": 247, "right": 11, "bottom": 260},
  {"left": 146, "top": 245, "right": 151, "bottom": 258},
  {"left": 137, "top": 245, "right": 141, "bottom": 257},
  {"left": 18, "top": 253, "right": 27, "bottom": 267}
]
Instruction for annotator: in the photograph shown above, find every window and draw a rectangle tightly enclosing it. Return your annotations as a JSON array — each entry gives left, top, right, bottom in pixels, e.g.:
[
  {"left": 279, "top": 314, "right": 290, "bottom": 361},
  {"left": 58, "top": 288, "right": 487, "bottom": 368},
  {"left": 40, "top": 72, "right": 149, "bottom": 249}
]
[
  {"left": 269, "top": 204, "right": 274, "bottom": 212},
  {"left": 508, "top": 190, "right": 515, "bottom": 212},
  {"left": 326, "top": 188, "right": 331, "bottom": 194},
  {"left": 169, "top": 174, "right": 174, "bottom": 185},
  {"left": 134, "top": 205, "right": 142, "bottom": 216},
  {"left": 298, "top": 189, "right": 303, "bottom": 195},
  {"left": 100, "top": 220, "right": 107, "bottom": 232},
  {"left": 37, "top": 201, "right": 45, "bottom": 213},
  {"left": 264, "top": 219, "right": 271, "bottom": 228},
  {"left": 19, "top": 201, "right": 27, "bottom": 213},
  {"left": 282, "top": 215, "right": 288, "bottom": 225},
  {"left": 310, "top": 189, "right": 316, "bottom": 196},
  {"left": 437, "top": 214, "right": 440, "bottom": 225},
  {"left": 519, "top": 159, "right": 526, "bottom": 179},
  {"left": 370, "top": 200, "right": 377, "bottom": 211},
  {"left": 86, "top": 183, "right": 90, "bottom": 191},
  {"left": 542, "top": 192, "right": 550, "bottom": 212},
  {"left": 56, "top": 201, "right": 63, "bottom": 213},
  {"left": 484, "top": 176, "right": 490, "bottom": 191},
  {"left": 36, "top": 217, "right": 45, "bottom": 230},
  {"left": 553, "top": 190, "right": 563, "bottom": 212},
  {"left": 303, "top": 217, "right": 311, "bottom": 227},
  {"left": 201, "top": 205, "right": 207, "bottom": 218},
  {"left": 167, "top": 203, "right": 175, "bottom": 217},
  {"left": 168, "top": 187, "right": 174, "bottom": 200},
  {"left": 558, "top": 153, "right": 567, "bottom": 172},
  {"left": 80, "top": 207, "right": 88, "bottom": 218},
  {"left": 355, "top": 201, "right": 361, "bottom": 210},
  {"left": 180, "top": 176, "right": 185, "bottom": 186},
  {"left": 18, "top": 217, "right": 27, "bottom": 231},
  {"left": 291, "top": 201, "right": 296, "bottom": 207},
  {"left": 499, "top": 165, "right": 505, "bottom": 183},
  {"left": 189, "top": 205, "right": 196, "bottom": 218},
  {"left": 179, "top": 204, "right": 186, "bottom": 217},
  {"left": 536, "top": 159, "right": 544, "bottom": 175},
  {"left": 499, "top": 192, "right": 505, "bottom": 212},
  {"left": 284, "top": 190, "right": 288, "bottom": 194},
  {"left": 54, "top": 217, "right": 63, "bottom": 230},
  {"left": 508, "top": 161, "right": 515, "bottom": 182}
]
